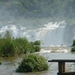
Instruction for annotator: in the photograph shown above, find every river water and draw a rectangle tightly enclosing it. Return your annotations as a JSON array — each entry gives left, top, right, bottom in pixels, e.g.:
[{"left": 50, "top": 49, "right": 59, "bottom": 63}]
[{"left": 0, "top": 47, "right": 75, "bottom": 75}]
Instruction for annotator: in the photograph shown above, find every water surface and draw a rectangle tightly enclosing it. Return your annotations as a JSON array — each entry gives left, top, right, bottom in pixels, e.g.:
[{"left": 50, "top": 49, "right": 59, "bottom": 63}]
[{"left": 0, "top": 52, "right": 75, "bottom": 75}]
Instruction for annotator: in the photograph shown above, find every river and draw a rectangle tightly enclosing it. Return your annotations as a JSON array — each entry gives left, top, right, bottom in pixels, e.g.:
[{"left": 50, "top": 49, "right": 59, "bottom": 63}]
[{"left": 0, "top": 47, "right": 75, "bottom": 75}]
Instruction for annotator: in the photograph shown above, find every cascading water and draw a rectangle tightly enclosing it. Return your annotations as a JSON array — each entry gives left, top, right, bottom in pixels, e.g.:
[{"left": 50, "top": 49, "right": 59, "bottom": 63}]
[
  {"left": 37, "top": 22, "right": 66, "bottom": 46},
  {"left": 0, "top": 21, "right": 75, "bottom": 47}
]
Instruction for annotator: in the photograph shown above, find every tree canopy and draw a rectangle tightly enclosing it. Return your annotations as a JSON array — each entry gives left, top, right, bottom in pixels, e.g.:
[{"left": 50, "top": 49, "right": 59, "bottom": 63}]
[{"left": 0, "top": 0, "right": 75, "bottom": 19}]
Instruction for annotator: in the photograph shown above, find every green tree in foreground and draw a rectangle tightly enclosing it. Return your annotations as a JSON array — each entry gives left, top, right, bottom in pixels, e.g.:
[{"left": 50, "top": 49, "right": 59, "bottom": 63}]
[{"left": 16, "top": 54, "right": 48, "bottom": 72}]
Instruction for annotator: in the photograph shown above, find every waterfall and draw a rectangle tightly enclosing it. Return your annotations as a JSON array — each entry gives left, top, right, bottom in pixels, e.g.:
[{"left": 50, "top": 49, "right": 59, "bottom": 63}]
[
  {"left": 0, "top": 21, "right": 75, "bottom": 47},
  {"left": 27, "top": 21, "right": 66, "bottom": 46}
]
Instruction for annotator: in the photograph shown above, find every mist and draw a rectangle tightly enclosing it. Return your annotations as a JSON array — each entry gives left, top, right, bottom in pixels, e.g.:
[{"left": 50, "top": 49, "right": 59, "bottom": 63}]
[
  {"left": 0, "top": 0, "right": 75, "bottom": 46},
  {"left": 0, "top": 0, "right": 75, "bottom": 26}
]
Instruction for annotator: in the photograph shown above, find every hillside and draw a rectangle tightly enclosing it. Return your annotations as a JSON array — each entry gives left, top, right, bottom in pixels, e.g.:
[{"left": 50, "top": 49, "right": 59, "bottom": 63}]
[
  {"left": 0, "top": 0, "right": 75, "bottom": 19},
  {"left": 0, "top": 0, "right": 75, "bottom": 27}
]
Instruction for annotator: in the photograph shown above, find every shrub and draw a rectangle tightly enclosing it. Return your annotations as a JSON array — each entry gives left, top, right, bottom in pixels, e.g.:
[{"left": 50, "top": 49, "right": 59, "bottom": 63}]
[
  {"left": 34, "top": 40, "right": 41, "bottom": 52},
  {"left": 0, "top": 61, "right": 2, "bottom": 65},
  {"left": 34, "top": 40, "right": 41, "bottom": 45},
  {"left": 28, "top": 42, "right": 35, "bottom": 53},
  {"left": 1, "top": 40, "right": 15, "bottom": 57},
  {"left": 72, "top": 39, "right": 75, "bottom": 46},
  {"left": 34, "top": 45, "right": 40, "bottom": 52},
  {"left": 71, "top": 46, "right": 75, "bottom": 52},
  {"left": 13, "top": 38, "right": 32, "bottom": 54},
  {"left": 0, "top": 30, "right": 41, "bottom": 57},
  {"left": 16, "top": 54, "right": 48, "bottom": 72}
]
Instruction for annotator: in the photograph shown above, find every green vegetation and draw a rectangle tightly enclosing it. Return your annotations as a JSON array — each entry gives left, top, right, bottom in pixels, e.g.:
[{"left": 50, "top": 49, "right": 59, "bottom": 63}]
[
  {"left": 34, "top": 40, "right": 41, "bottom": 45},
  {"left": 34, "top": 40, "right": 41, "bottom": 52},
  {"left": 71, "top": 46, "right": 75, "bottom": 52},
  {"left": 0, "top": 31, "right": 48, "bottom": 72},
  {"left": 1, "top": 39, "right": 15, "bottom": 57},
  {"left": 0, "top": 0, "right": 75, "bottom": 19},
  {"left": 16, "top": 54, "right": 48, "bottom": 72},
  {"left": 0, "top": 30, "right": 41, "bottom": 57},
  {"left": 34, "top": 45, "right": 40, "bottom": 52},
  {"left": 0, "top": 0, "right": 75, "bottom": 29},
  {"left": 0, "top": 61, "right": 2, "bottom": 65},
  {"left": 71, "top": 39, "right": 75, "bottom": 52},
  {"left": 72, "top": 39, "right": 75, "bottom": 46}
]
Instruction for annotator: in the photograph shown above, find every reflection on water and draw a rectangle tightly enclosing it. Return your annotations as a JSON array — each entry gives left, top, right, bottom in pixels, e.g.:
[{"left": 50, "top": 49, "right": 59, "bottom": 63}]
[{"left": 0, "top": 51, "right": 75, "bottom": 75}]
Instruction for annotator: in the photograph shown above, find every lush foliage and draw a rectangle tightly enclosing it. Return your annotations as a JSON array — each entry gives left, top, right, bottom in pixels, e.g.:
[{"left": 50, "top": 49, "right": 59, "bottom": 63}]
[
  {"left": 34, "top": 40, "right": 41, "bottom": 45},
  {"left": 71, "top": 46, "right": 75, "bottom": 52},
  {"left": 0, "top": 0, "right": 75, "bottom": 19},
  {"left": 0, "top": 61, "right": 2, "bottom": 65},
  {"left": 0, "top": 31, "right": 41, "bottom": 57},
  {"left": 16, "top": 54, "right": 48, "bottom": 72},
  {"left": 71, "top": 39, "right": 75, "bottom": 52},
  {"left": 72, "top": 39, "right": 75, "bottom": 46},
  {"left": 34, "top": 40, "right": 41, "bottom": 52},
  {"left": 0, "top": 30, "right": 15, "bottom": 57},
  {"left": 1, "top": 39, "right": 15, "bottom": 57},
  {"left": 34, "top": 45, "right": 40, "bottom": 52}
]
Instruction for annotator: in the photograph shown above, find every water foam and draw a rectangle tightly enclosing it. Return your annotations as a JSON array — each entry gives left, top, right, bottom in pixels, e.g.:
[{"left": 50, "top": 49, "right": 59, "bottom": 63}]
[{"left": 0, "top": 21, "right": 74, "bottom": 46}]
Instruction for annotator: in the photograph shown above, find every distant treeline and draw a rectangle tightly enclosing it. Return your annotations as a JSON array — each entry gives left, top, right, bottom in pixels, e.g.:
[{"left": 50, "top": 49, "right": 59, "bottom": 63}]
[{"left": 0, "top": 0, "right": 75, "bottom": 19}]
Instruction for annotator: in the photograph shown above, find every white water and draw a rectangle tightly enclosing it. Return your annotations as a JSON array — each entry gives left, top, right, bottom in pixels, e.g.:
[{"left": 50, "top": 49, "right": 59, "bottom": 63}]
[{"left": 0, "top": 21, "right": 75, "bottom": 46}]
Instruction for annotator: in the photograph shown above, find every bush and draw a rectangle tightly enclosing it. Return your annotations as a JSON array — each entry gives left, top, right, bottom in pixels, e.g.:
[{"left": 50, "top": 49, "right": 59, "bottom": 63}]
[
  {"left": 0, "top": 61, "right": 2, "bottom": 65},
  {"left": 72, "top": 39, "right": 75, "bottom": 46},
  {"left": 1, "top": 40, "right": 15, "bottom": 57},
  {"left": 28, "top": 42, "right": 35, "bottom": 53},
  {"left": 13, "top": 38, "right": 35, "bottom": 54},
  {"left": 34, "top": 45, "right": 40, "bottom": 52},
  {"left": 0, "top": 30, "right": 16, "bottom": 57},
  {"left": 71, "top": 46, "right": 75, "bottom": 52},
  {"left": 0, "top": 30, "right": 41, "bottom": 57},
  {"left": 34, "top": 40, "right": 41, "bottom": 52},
  {"left": 12, "top": 38, "right": 30, "bottom": 54},
  {"left": 16, "top": 54, "right": 48, "bottom": 72},
  {"left": 34, "top": 40, "right": 41, "bottom": 45}
]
